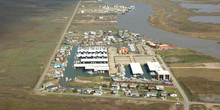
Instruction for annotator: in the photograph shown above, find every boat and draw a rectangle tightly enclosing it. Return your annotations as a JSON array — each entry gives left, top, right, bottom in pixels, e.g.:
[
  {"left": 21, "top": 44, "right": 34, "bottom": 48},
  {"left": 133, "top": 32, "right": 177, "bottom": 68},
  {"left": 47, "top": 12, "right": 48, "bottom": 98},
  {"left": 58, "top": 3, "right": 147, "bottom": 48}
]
[
  {"left": 131, "top": 5, "right": 135, "bottom": 9},
  {"left": 65, "top": 77, "right": 69, "bottom": 82},
  {"left": 120, "top": 64, "right": 126, "bottom": 76},
  {"left": 86, "top": 71, "right": 94, "bottom": 74},
  {"left": 61, "top": 74, "right": 63, "bottom": 78}
]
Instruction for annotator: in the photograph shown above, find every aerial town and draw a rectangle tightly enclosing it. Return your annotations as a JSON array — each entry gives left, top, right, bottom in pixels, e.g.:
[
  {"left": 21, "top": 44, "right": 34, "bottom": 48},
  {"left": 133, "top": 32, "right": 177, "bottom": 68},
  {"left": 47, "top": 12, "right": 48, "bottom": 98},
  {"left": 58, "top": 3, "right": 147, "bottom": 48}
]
[
  {"left": 2, "top": 0, "right": 220, "bottom": 109},
  {"left": 39, "top": 0, "right": 182, "bottom": 102}
]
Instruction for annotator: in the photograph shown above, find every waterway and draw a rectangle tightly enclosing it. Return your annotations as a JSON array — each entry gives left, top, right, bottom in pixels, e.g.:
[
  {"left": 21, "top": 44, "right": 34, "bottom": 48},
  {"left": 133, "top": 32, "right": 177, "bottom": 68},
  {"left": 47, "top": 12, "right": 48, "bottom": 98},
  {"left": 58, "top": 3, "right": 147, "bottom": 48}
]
[
  {"left": 104, "top": 0, "right": 220, "bottom": 59},
  {"left": 188, "top": 16, "right": 220, "bottom": 24},
  {"left": 179, "top": 3, "right": 220, "bottom": 13}
]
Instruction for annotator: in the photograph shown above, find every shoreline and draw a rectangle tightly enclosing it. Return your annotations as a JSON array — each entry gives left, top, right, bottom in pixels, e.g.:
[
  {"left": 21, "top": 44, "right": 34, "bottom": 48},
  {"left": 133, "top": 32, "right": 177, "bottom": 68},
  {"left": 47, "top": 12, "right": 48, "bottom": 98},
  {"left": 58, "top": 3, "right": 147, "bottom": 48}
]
[{"left": 129, "top": 0, "right": 220, "bottom": 41}]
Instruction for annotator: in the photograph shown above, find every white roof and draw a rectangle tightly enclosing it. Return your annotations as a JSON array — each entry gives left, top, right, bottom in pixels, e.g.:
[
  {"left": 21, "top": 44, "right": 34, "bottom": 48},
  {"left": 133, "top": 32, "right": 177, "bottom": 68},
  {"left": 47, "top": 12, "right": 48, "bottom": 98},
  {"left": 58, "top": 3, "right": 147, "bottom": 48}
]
[
  {"left": 157, "top": 70, "right": 169, "bottom": 75},
  {"left": 81, "top": 58, "right": 108, "bottom": 62},
  {"left": 77, "top": 46, "right": 107, "bottom": 53},
  {"left": 74, "top": 64, "right": 109, "bottom": 71},
  {"left": 130, "top": 63, "right": 144, "bottom": 74},
  {"left": 146, "top": 61, "right": 163, "bottom": 71},
  {"left": 147, "top": 61, "right": 169, "bottom": 75}
]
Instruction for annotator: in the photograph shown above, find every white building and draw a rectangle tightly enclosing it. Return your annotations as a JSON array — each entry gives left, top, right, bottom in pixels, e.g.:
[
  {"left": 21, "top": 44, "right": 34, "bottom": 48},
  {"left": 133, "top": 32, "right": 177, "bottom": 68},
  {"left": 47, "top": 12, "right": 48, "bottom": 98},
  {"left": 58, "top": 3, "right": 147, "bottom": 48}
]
[
  {"left": 146, "top": 61, "right": 170, "bottom": 80},
  {"left": 73, "top": 46, "right": 109, "bottom": 73},
  {"left": 130, "top": 63, "right": 144, "bottom": 75}
]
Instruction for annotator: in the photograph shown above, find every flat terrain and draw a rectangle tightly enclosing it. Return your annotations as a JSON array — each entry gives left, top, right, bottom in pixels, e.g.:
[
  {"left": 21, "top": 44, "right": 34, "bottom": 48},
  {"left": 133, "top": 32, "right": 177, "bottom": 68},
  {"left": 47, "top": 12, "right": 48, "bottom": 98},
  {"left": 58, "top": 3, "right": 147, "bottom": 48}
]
[
  {"left": 0, "top": 0, "right": 183, "bottom": 109},
  {"left": 155, "top": 46, "right": 220, "bottom": 103},
  {"left": 130, "top": 0, "right": 220, "bottom": 40}
]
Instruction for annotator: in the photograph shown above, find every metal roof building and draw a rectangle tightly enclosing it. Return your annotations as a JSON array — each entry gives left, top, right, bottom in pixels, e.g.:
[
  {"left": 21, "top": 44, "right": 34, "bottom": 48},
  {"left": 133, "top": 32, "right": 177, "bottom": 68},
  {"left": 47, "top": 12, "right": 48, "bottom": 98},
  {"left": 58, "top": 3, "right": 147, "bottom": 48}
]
[
  {"left": 130, "top": 63, "right": 144, "bottom": 75},
  {"left": 146, "top": 61, "right": 170, "bottom": 80},
  {"left": 73, "top": 46, "right": 109, "bottom": 72}
]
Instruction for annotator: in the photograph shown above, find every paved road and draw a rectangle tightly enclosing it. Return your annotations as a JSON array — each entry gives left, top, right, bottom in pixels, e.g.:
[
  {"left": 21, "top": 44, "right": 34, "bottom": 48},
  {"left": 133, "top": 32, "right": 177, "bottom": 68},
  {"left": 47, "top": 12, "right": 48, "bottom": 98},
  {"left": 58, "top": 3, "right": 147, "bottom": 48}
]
[
  {"left": 34, "top": 0, "right": 81, "bottom": 94},
  {"left": 157, "top": 55, "right": 189, "bottom": 110}
]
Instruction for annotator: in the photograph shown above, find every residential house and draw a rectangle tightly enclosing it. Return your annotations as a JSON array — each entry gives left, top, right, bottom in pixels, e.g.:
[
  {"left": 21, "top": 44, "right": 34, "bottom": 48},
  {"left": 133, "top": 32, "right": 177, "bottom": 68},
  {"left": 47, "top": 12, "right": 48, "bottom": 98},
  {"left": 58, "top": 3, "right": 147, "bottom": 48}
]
[
  {"left": 129, "top": 83, "right": 138, "bottom": 88},
  {"left": 145, "top": 92, "right": 157, "bottom": 97},
  {"left": 111, "top": 82, "right": 119, "bottom": 87},
  {"left": 160, "top": 91, "right": 167, "bottom": 97},
  {"left": 120, "top": 83, "right": 128, "bottom": 88},
  {"left": 93, "top": 89, "right": 103, "bottom": 96},
  {"left": 156, "top": 85, "right": 164, "bottom": 91},
  {"left": 169, "top": 91, "right": 178, "bottom": 97}
]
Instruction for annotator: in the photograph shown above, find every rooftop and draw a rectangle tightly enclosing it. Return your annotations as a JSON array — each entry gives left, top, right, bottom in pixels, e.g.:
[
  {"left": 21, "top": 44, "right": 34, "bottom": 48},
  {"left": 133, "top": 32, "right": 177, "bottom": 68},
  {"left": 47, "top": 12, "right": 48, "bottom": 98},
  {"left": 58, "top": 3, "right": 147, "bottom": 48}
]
[{"left": 130, "top": 63, "right": 144, "bottom": 75}]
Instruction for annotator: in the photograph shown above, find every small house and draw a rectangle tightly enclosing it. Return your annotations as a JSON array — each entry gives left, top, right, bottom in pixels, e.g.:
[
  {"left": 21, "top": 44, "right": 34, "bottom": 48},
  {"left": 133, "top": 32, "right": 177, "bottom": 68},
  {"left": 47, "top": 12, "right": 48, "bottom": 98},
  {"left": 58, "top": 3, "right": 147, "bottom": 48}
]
[
  {"left": 129, "top": 83, "right": 137, "bottom": 88},
  {"left": 58, "top": 87, "right": 66, "bottom": 92},
  {"left": 145, "top": 92, "right": 157, "bottom": 97},
  {"left": 93, "top": 89, "right": 103, "bottom": 96},
  {"left": 43, "top": 82, "right": 55, "bottom": 89},
  {"left": 156, "top": 85, "right": 164, "bottom": 91},
  {"left": 169, "top": 91, "right": 178, "bottom": 97},
  {"left": 54, "top": 63, "right": 62, "bottom": 68},
  {"left": 161, "top": 91, "right": 167, "bottom": 97},
  {"left": 77, "top": 88, "right": 82, "bottom": 93},
  {"left": 111, "top": 90, "right": 118, "bottom": 95},
  {"left": 111, "top": 82, "right": 119, "bottom": 87},
  {"left": 120, "top": 83, "right": 128, "bottom": 88},
  {"left": 130, "top": 91, "right": 139, "bottom": 97},
  {"left": 85, "top": 88, "right": 94, "bottom": 94},
  {"left": 147, "top": 85, "right": 155, "bottom": 90}
]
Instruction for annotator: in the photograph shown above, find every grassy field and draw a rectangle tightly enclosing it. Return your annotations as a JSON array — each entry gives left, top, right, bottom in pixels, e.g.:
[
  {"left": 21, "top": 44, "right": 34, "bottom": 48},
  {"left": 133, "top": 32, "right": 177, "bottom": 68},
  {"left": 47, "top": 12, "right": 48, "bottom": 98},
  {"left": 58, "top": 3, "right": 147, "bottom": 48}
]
[
  {"left": 155, "top": 47, "right": 220, "bottom": 102},
  {"left": 0, "top": 93, "right": 182, "bottom": 110},
  {"left": 190, "top": 104, "right": 206, "bottom": 110},
  {"left": 130, "top": 0, "right": 220, "bottom": 40},
  {"left": 155, "top": 47, "right": 220, "bottom": 63}
]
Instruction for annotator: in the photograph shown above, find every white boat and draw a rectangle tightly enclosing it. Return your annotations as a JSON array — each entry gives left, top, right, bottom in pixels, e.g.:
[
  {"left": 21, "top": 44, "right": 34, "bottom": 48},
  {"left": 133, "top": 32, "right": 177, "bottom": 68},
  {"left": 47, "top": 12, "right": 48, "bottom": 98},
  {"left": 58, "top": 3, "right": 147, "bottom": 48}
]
[
  {"left": 131, "top": 5, "right": 135, "bottom": 9},
  {"left": 61, "top": 74, "right": 64, "bottom": 78},
  {"left": 87, "top": 71, "right": 94, "bottom": 74},
  {"left": 65, "top": 77, "right": 69, "bottom": 82},
  {"left": 120, "top": 64, "right": 126, "bottom": 76}
]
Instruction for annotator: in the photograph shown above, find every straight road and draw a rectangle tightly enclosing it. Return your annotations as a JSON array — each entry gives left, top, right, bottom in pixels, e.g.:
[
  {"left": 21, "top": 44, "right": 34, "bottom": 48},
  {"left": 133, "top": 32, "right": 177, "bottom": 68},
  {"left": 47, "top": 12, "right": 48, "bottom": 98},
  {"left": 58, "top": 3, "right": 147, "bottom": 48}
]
[
  {"left": 157, "top": 55, "right": 189, "bottom": 110},
  {"left": 34, "top": 0, "right": 81, "bottom": 94}
]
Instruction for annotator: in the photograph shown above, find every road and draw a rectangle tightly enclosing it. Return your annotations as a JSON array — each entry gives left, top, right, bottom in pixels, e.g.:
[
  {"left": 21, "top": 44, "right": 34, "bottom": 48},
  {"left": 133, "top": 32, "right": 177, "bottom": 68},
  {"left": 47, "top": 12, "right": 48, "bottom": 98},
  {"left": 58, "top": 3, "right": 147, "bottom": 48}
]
[
  {"left": 157, "top": 55, "right": 189, "bottom": 110},
  {"left": 170, "top": 67, "right": 220, "bottom": 69},
  {"left": 190, "top": 101, "right": 220, "bottom": 106},
  {"left": 34, "top": 0, "right": 81, "bottom": 94}
]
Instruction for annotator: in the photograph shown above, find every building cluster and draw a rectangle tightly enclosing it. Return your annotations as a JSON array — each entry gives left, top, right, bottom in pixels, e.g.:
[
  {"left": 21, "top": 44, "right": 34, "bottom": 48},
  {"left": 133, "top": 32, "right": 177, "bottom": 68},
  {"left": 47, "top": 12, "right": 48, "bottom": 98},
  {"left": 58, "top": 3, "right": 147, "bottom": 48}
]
[
  {"left": 110, "top": 82, "right": 177, "bottom": 98},
  {"left": 52, "top": 45, "right": 72, "bottom": 80},
  {"left": 146, "top": 41, "right": 169, "bottom": 49},
  {"left": 80, "top": 30, "right": 145, "bottom": 46},
  {"left": 41, "top": 37, "right": 74, "bottom": 91},
  {"left": 78, "top": 2, "right": 135, "bottom": 14},
  {"left": 73, "top": 46, "right": 109, "bottom": 74}
]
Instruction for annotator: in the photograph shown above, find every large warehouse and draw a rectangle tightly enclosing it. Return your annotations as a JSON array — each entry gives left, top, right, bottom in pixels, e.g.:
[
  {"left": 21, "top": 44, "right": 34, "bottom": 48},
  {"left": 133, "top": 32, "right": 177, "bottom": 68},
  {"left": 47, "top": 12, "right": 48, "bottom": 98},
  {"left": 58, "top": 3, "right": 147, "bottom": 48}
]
[
  {"left": 146, "top": 61, "right": 170, "bottom": 80},
  {"left": 130, "top": 63, "right": 144, "bottom": 75},
  {"left": 73, "top": 46, "right": 109, "bottom": 73}
]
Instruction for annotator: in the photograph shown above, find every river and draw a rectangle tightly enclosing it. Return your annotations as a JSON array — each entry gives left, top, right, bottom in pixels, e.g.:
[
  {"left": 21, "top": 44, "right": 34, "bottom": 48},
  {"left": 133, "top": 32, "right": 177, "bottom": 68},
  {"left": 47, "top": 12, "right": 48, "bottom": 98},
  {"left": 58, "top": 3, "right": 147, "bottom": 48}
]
[{"left": 104, "top": 0, "right": 220, "bottom": 59}]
